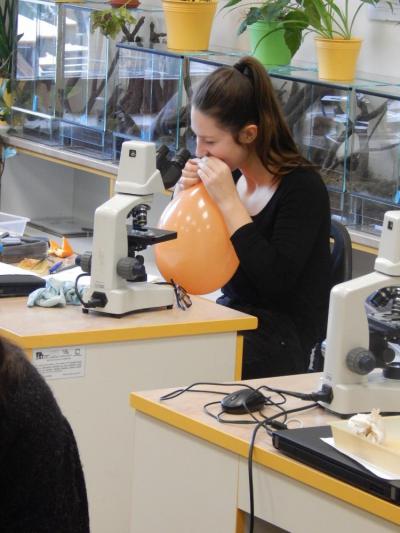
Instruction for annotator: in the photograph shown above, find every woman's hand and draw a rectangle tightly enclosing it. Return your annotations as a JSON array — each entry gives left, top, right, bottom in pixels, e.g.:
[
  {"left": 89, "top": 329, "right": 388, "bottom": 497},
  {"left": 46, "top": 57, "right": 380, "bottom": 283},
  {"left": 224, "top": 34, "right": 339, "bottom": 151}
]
[
  {"left": 174, "top": 159, "right": 201, "bottom": 196},
  {"left": 197, "top": 156, "right": 238, "bottom": 207},
  {"left": 197, "top": 156, "right": 252, "bottom": 235}
]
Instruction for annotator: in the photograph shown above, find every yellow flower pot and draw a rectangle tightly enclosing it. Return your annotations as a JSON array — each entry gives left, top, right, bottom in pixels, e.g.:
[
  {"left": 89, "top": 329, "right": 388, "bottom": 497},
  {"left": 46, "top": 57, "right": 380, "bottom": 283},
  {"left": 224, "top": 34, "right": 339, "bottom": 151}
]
[
  {"left": 315, "top": 37, "right": 362, "bottom": 82},
  {"left": 162, "top": 0, "right": 217, "bottom": 51}
]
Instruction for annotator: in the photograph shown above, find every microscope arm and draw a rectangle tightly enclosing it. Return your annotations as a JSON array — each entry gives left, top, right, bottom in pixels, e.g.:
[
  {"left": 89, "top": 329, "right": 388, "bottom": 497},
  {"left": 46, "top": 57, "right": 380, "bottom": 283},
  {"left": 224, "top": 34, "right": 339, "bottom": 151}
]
[
  {"left": 89, "top": 193, "right": 151, "bottom": 293},
  {"left": 322, "top": 271, "right": 400, "bottom": 389},
  {"left": 319, "top": 211, "right": 400, "bottom": 415},
  {"left": 80, "top": 140, "right": 188, "bottom": 316}
]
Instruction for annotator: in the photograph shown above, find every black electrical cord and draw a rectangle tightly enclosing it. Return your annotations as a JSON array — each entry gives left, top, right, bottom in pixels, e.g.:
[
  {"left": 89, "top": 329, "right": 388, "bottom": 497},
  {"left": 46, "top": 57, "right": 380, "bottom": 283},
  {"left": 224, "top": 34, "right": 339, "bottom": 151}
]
[
  {"left": 203, "top": 401, "right": 275, "bottom": 425},
  {"left": 247, "top": 402, "right": 318, "bottom": 533},
  {"left": 258, "top": 383, "right": 333, "bottom": 404},
  {"left": 203, "top": 390, "right": 288, "bottom": 425},
  {"left": 160, "top": 380, "right": 322, "bottom": 533},
  {"left": 160, "top": 381, "right": 257, "bottom": 401},
  {"left": 74, "top": 272, "right": 90, "bottom": 307},
  {"left": 154, "top": 279, "right": 192, "bottom": 310}
]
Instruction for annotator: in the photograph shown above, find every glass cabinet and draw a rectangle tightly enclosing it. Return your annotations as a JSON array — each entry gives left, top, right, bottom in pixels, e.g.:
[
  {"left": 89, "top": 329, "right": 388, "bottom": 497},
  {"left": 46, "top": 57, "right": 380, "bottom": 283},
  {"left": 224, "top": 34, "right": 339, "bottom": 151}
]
[
  {"left": 59, "top": 3, "right": 166, "bottom": 159},
  {"left": 347, "top": 84, "right": 400, "bottom": 234},
  {"left": 60, "top": 2, "right": 114, "bottom": 158},
  {"left": 113, "top": 45, "right": 184, "bottom": 159},
  {"left": 12, "top": 0, "right": 60, "bottom": 144},
  {"left": 9, "top": 2, "right": 400, "bottom": 235},
  {"left": 267, "top": 69, "right": 387, "bottom": 220},
  {"left": 11, "top": 0, "right": 166, "bottom": 156}
]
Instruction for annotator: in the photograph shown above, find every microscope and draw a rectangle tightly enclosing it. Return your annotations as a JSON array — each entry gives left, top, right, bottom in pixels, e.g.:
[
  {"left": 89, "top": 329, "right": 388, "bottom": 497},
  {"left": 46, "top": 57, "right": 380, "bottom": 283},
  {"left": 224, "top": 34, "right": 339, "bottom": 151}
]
[
  {"left": 319, "top": 211, "right": 400, "bottom": 416},
  {"left": 78, "top": 140, "right": 190, "bottom": 316}
]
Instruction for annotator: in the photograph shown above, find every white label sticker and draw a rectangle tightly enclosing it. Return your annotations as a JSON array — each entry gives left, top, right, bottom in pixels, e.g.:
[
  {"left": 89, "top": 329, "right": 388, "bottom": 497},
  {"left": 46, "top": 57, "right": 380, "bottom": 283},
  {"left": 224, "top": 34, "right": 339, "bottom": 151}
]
[{"left": 32, "top": 346, "right": 85, "bottom": 380}]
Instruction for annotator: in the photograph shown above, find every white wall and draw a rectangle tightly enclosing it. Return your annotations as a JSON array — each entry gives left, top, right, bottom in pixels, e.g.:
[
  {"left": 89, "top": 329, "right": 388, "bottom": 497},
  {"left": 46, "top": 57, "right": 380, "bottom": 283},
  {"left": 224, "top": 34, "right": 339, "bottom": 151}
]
[
  {"left": 207, "top": 0, "right": 400, "bottom": 78},
  {"left": 295, "top": 5, "right": 399, "bottom": 77}
]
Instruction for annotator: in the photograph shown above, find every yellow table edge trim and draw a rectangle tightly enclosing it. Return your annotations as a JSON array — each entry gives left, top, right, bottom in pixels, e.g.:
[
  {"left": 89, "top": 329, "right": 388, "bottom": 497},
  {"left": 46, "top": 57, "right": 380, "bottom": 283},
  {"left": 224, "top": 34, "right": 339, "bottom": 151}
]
[
  {"left": 351, "top": 242, "right": 378, "bottom": 255},
  {"left": 15, "top": 147, "right": 116, "bottom": 180},
  {"left": 329, "top": 237, "right": 378, "bottom": 256},
  {"left": 235, "top": 509, "right": 246, "bottom": 533},
  {"left": 0, "top": 316, "right": 257, "bottom": 349},
  {"left": 130, "top": 394, "right": 400, "bottom": 526},
  {"left": 234, "top": 335, "right": 244, "bottom": 381}
]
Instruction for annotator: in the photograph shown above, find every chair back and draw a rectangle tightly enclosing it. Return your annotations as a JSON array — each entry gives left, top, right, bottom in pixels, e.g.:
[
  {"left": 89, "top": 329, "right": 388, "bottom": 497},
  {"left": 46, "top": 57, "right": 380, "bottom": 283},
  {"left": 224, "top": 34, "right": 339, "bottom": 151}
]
[
  {"left": 308, "top": 219, "right": 353, "bottom": 372},
  {"left": 330, "top": 218, "right": 352, "bottom": 288}
]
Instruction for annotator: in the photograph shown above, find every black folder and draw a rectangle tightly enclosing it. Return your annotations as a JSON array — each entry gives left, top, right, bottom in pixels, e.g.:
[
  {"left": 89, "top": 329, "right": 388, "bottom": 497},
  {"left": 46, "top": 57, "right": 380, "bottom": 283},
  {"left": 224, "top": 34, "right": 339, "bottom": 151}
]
[
  {"left": 272, "top": 425, "right": 400, "bottom": 504},
  {"left": 0, "top": 274, "right": 46, "bottom": 297}
]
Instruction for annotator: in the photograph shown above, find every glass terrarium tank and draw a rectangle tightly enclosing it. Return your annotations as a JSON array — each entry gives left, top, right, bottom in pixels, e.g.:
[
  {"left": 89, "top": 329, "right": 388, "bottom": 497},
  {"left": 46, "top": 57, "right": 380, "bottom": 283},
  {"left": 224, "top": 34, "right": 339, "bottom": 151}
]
[
  {"left": 347, "top": 84, "right": 400, "bottom": 234},
  {"left": 113, "top": 44, "right": 184, "bottom": 160},
  {"left": 266, "top": 69, "right": 392, "bottom": 222},
  {"left": 11, "top": 0, "right": 61, "bottom": 144},
  {"left": 179, "top": 51, "right": 246, "bottom": 155},
  {"left": 268, "top": 70, "right": 353, "bottom": 203},
  {"left": 112, "top": 45, "right": 247, "bottom": 160},
  {"left": 60, "top": 3, "right": 166, "bottom": 160}
]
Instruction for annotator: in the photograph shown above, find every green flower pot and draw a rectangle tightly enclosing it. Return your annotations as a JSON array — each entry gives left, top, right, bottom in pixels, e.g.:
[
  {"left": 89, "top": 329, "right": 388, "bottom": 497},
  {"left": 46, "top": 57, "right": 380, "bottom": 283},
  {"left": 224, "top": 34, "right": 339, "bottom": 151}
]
[{"left": 249, "top": 21, "right": 291, "bottom": 66}]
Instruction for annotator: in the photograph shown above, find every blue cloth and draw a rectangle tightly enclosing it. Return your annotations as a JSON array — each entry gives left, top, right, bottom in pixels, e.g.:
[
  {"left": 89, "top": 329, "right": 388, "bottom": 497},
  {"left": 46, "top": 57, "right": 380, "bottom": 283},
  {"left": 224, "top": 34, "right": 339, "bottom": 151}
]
[{"left": 27, "top": 278, "right": 84, "bottom": 307}]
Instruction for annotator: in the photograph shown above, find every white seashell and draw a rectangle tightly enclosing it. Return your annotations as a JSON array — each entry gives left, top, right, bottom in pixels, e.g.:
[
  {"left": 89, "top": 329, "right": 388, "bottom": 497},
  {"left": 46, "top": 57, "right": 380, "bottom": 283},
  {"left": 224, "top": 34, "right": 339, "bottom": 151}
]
[{"left": 348, "top": 408, "right": 385, "bottom": 444}]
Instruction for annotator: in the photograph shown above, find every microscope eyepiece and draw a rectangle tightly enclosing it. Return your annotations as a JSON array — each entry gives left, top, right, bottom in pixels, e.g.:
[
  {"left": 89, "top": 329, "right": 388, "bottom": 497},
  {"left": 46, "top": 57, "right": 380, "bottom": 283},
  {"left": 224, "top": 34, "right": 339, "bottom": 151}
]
[
  {"left": 172, "top": 148, "right": 191, "bottom": 169},
  {"left": 156, "top": 145, "right": 192, "bottom": 189}
]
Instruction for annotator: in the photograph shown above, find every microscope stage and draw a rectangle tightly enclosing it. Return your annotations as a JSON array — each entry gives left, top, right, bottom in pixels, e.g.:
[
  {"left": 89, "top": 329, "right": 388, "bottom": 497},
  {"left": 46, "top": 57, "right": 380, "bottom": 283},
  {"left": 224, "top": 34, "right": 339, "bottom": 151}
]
[{"left": 127, "top": 227, "right": 177, "bottom": 246}]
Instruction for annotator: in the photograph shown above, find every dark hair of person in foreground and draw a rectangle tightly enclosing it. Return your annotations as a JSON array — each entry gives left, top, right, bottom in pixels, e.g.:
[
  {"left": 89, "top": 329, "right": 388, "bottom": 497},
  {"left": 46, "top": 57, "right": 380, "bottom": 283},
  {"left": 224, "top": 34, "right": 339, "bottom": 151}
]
[{"left": 0, "top": 336, "right": 90, "bottom": 532}]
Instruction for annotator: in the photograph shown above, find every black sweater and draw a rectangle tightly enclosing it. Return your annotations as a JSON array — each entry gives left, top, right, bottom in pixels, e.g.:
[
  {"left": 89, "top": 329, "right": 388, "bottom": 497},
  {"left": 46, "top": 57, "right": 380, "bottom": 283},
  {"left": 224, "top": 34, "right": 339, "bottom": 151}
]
[
  {"left": 0, "top": 352, "right": 89, "bottom": 533},
  {"left": 222, "top": 166, "right": 331, "bottom": 348}
]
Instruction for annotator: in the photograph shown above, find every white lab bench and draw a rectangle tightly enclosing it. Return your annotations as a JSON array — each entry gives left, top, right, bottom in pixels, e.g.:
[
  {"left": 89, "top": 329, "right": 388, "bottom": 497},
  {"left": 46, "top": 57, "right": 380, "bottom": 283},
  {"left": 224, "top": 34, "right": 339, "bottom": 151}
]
[
  {"left": 0, "top": 292, "right": 257, "bottom": 533},
  {"left": 129, "top": 374, "right": 400, "bottom": 533}
]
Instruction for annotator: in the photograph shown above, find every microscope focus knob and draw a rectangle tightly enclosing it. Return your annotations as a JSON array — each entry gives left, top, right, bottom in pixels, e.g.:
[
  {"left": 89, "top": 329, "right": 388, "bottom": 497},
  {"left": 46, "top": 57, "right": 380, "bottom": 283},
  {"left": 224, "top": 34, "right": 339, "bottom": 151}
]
[
  {"left": 79, "top": 252, "right": 92, "bottom": 273},
  {"left": 117, "top": 256, "right": 145, "bottom": 281},
  {"left": 346, "top": 348, "right": 376, "bottom": 375}
]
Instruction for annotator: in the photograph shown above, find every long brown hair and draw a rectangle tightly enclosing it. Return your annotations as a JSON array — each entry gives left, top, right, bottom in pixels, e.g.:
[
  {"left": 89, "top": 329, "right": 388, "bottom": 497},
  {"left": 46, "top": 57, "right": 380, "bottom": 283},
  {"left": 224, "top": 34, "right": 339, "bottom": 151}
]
[{"left": 192, "top": 56, "right": 311, "bottom": 181}]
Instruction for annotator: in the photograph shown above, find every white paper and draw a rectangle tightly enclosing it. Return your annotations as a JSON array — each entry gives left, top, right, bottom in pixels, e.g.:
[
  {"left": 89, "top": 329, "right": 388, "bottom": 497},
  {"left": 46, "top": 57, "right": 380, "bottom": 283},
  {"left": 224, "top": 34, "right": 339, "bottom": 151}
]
[
  {"left": 0, "top": 259, "right": 161, "bottom": 287},
  {"left": 45, "top": 266, "right": 89, "bottom": 284},
  {"left": 0, "top": 262, "right": 33, "bottom": 275},
  {"left": 322, "top": 437, "right": 400, "bottom": 480},
  {"left": 32, "top": 346, "right": 85, "bottom": 380}
]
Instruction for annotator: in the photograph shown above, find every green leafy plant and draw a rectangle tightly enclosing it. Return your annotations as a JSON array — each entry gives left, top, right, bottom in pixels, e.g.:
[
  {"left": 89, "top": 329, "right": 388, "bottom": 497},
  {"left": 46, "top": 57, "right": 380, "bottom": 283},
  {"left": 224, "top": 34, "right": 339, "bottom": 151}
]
[
  {"left": 0, "top": 0, "right": 22, "bottom": 78},
  {"left": 223, "top": 0, "right": 394, "bottom": 57},
  {"left": 298, "top": 0, "right": 394, "bottom": 39},
  {"left": 0, "top": 0, "right": 23, "bottom": 123},
  {"left": 223, "top": 0, "right": 308, "bottom": 56},
  {"left": 91, "top": 5, "right": 137, "bottom": 40}
]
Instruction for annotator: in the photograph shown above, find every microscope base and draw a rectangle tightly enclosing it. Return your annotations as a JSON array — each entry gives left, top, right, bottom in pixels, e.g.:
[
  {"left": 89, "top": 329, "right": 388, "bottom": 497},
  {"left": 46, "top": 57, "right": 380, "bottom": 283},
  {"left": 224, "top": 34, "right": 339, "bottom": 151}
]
[
  {"left": 320, "top": 372, "right": 400, "bottom": 416},
  {"left": 86, "top": 282, "right": 175, "bottom": 316}
]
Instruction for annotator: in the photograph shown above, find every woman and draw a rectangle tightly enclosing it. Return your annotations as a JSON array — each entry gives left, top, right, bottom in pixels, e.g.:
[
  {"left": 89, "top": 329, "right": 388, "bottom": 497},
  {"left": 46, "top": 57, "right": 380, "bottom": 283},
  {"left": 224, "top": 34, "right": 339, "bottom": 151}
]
[
  {"left": 0, "top": 336, "right": 90, "bottom": 532},
  {"left": 176, "top": 56, "right": 331, "bottom": 379}
]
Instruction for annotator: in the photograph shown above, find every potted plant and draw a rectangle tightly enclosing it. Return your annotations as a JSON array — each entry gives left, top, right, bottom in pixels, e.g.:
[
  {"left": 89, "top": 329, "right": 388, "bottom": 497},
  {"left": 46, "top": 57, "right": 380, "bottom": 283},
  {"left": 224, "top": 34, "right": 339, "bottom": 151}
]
[
  {"left": 223, "top": 0, "right": 308, "bottom": 66},
  {"left": 161, "top": 0, "right": 218, "bottom": 51},
  {"left": 0, "top": 0, "right": 22, "bottom": 125},
  {"left": 225, "top": 0, "right": 393, "bottom": 80},
  {"left": 301, "top": 0, "right": 395, "bottom": 81},
  {"left": 91, "top": 3, "right": 139, "bottom": 40}
]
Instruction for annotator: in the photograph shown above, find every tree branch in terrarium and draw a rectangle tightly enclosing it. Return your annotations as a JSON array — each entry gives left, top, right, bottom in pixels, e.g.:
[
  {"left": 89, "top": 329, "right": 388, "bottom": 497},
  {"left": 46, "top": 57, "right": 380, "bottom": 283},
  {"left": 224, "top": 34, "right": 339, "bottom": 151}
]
[{"left": 72, "top": 13, "right": 146, "bottom": 118}]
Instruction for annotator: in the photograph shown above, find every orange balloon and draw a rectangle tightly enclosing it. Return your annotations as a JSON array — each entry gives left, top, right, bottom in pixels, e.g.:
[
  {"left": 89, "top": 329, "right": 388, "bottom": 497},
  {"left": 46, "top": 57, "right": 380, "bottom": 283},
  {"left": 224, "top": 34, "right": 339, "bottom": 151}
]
[{"left": 154, "top": 183, "right": 239, "bottom": 295}]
